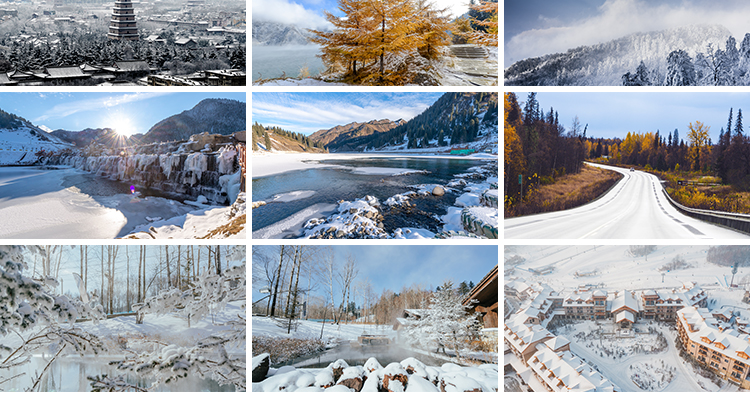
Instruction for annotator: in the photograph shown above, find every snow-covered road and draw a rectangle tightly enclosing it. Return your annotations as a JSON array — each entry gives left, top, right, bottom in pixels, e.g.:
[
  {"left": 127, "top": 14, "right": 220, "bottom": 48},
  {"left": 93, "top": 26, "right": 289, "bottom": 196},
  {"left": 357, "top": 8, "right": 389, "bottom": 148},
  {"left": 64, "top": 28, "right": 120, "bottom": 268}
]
[{"left": 504, "top": 163, "right": 750, "bottom": 239}]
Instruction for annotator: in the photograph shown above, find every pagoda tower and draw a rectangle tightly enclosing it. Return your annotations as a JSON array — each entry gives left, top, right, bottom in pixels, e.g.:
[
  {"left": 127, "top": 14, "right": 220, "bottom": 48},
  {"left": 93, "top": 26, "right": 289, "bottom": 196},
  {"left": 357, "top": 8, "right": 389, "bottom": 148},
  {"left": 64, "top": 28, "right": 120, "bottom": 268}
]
[{"left": 107, "top": 0, "right": 138, "bottom": 40}]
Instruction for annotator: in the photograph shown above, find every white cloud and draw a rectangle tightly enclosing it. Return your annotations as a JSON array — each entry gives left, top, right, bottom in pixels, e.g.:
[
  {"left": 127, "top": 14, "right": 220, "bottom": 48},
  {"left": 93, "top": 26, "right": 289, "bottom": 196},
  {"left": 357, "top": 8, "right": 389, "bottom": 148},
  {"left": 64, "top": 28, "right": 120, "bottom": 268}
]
[
  {"left": 34, "top": 93, "right": 170, "bottom": 123},
  {"left": 253, "top": 0, "right": 331, "bottom": 30},
  {"left": 506, "top": 0, "right": 750, "bottom": 65},
  {"left": 432, "top": 0, "right": 470, "bottom": 18},
  {"left": 253, "top": 96, "right": 432, "bottom": 134}
]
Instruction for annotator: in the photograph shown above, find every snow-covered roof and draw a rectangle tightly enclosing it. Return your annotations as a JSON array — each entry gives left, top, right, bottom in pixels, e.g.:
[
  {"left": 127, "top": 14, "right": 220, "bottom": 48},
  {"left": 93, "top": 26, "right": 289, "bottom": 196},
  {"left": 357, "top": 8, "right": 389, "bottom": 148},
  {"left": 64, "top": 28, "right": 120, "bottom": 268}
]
[
  {"left": 505, "top": 316, "right": 554, "bottom": 355},
  {"left": 592, "top": 289, "right": 607, "bottom": 297},
  {"left": 611, "top": 291, "right": 638, "bottom": 313},
  {"left": 544, "top": 336, "right": 570, "bottom": 352},
  {"left": 615, "top": 310, "right": 635, "bottom": 324},
  {"left": 45, "top": 66, "right": 86, "bottom": 78},
  {"left": 678, "top": 306, "right": 750, "bottom": 362},
  {"left": 528, "top": 345, "right": 616, "bottom": 392}
]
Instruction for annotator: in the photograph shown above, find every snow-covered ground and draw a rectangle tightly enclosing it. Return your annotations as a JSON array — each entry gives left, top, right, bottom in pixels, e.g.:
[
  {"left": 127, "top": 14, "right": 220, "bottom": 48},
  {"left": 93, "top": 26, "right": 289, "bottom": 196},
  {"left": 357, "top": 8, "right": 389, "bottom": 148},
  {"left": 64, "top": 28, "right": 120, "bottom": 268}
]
[
  {"left": 125, "top": 192, "right": 246, "bottom": 239},
  {"left": 0, "top": 166, "right": 244, "bottom": 239}
]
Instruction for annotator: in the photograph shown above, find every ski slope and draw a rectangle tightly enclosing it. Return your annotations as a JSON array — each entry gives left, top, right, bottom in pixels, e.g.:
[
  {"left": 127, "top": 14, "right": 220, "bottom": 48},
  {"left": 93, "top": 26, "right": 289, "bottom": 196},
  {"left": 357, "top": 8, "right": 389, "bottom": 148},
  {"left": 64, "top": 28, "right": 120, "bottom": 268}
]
[{"left": 504, "top": 163, "right": 750, "bottom": 239}]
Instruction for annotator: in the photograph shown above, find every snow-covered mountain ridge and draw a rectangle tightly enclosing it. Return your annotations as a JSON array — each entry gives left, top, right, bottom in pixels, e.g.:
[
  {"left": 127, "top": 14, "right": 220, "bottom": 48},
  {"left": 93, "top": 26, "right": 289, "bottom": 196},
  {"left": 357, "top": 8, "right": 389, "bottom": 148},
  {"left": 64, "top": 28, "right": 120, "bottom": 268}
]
[
  {"left": 0, "top": 123, "right": 72, "bottom": 165},
  {"left": 252, "top": 20, "right": 316, "bottom": 46},
  {"left": 505, "top": 24, "right": 732, "bottom": 86}
]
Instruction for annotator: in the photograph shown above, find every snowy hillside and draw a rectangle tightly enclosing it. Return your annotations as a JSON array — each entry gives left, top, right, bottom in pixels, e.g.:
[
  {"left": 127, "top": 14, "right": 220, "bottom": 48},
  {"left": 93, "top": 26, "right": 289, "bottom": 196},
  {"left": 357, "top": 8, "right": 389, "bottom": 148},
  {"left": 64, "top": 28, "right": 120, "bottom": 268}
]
[
  {"left": 0, "top": 124, "right": 72, "bottom": 165},
  {"left": 505, "top": 24, "right": 732, "bottom": 86},
  {"left": 252, "top": 20, "right": 316, "bottom": 46},
  {"left": 144, "top": 99, "right": 246, "bottom": 143}
]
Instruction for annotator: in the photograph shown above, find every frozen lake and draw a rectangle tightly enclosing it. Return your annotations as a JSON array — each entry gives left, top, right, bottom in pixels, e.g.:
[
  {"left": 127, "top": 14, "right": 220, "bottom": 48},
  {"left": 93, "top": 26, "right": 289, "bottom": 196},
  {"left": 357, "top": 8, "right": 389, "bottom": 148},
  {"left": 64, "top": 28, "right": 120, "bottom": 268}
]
[
  {"left": 252, "top": 45, "right": 325, "bottom": 81},
  {"left": 0, "top": 166, "right": 193, "bottom": 238},
  {"left": 252, "top": 156, "right": 487, "bottom": 237}
]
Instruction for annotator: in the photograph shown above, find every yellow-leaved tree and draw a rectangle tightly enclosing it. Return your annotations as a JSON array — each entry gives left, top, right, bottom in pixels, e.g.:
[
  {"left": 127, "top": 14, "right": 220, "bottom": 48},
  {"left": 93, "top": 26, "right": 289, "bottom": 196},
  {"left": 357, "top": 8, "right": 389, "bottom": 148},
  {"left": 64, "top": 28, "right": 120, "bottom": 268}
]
[
  {"left": 310, "top": 0, "right": 450, "bottom": 85},
  {"left": 468, "top": 0, "right": 497, "bottom": 46},
  {"left": 504, "top": 93, "right": 526, "bottom": 208},
  {"left": 687, "top": 121, "right": 711, "bottom": 171}
]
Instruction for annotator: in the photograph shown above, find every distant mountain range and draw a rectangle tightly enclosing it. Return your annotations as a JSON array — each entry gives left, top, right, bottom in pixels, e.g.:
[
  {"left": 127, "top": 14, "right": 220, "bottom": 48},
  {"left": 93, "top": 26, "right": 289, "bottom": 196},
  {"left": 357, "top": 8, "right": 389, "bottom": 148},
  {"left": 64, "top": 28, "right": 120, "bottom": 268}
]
[
  {"left": 1, "top": 99, "right": 245, "bottom": 161},
  {"left": 505, "top": 24, "right": 732, "bottom": 86},
  {"left": 252, "top": 20, "right": 317, "bottom": 46},
  {"left": 309, "top": 119, "right": 405, "bottom": 151},
  {"left": 51, "top": 128, "right": 136, "bottom": 147},
  {"left": 142, "top": 98, "right": 246, "bottom": 143}
]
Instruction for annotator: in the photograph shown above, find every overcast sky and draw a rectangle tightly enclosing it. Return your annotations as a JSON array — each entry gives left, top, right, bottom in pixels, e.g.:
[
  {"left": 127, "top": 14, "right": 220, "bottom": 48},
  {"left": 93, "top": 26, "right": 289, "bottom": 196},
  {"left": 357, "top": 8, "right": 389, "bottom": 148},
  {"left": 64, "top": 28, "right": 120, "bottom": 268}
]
[
  {"left": 0, "top": 92, "right": 246, "bottom": 137},
  {"left": 253, "top": 0, "right": 471, "bottom": 30},
  {"left": 505, "top": 0, "right": 750, "bottom": 66},
  {"left": 511, "top": 91, "right": 750, "bottom": 142},
  {"left": 252, "top": 92, "right": 443, "bottom": 136},
  {"left": 251, "top": 245, "right": 498, "bottom": 305}
]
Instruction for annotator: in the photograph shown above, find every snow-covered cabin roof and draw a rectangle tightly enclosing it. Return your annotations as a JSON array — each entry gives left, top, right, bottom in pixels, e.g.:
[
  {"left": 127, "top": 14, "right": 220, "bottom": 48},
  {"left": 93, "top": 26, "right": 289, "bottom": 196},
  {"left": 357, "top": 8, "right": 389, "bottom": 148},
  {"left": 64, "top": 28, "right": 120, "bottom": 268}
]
[
  {"left": 615, "top": 310, "right": 635, "bottom": 324},
  {"left": 611, "top": 291, "right": 638, "bottom": 313}
]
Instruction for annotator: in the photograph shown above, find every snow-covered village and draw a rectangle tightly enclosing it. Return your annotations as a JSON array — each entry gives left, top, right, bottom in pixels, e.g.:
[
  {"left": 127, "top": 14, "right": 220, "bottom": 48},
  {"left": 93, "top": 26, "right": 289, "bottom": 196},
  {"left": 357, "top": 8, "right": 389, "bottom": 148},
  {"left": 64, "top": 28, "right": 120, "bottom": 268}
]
[
  {"left": 504, "top": 245, "right": 750, "bottom": 392},
  {"left": 0, "top": 0, "right": 246, "bottom": 86},
  {"left": 0, "top": 245, "right": 246, "bottom": 391},
  {"left": 251, "top": 92, "right": 498, "bottom": 240},
  {"left": 0, "top": 92, "right": 246, "bottom": 239},
  {"left": 251, "top": 245, "right": 499, "bottom": 392}
]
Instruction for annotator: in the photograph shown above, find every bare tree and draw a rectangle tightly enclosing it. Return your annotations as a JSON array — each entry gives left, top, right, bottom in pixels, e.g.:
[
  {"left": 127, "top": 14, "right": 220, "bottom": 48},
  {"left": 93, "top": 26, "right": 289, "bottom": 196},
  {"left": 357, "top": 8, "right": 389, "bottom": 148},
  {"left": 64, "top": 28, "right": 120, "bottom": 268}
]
[{"left": 337, "top": 254, "right": 359, "bottom": 324}]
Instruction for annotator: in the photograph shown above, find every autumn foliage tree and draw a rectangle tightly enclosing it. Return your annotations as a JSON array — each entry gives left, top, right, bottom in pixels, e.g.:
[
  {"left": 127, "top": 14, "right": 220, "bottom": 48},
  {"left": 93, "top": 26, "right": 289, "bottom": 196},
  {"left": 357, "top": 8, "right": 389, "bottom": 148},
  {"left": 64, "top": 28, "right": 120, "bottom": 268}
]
[
  {"left": 310, "top": 0, "right": 450, "bottom": 85},
  {"left": 687, "top": 121, "right": 711, "bottom": 171},
  {"left": 466, "top": 0, "right": 498, "bottom": 46},
  {"left": 504, "top": 92, "right": 587, "bottom": 211}
]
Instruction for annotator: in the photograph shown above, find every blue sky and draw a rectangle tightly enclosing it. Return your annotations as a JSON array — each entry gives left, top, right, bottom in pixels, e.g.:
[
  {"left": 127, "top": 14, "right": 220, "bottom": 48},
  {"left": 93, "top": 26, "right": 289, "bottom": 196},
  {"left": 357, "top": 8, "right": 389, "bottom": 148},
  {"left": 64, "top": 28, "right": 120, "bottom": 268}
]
[
  {"left": 512, "top": 92, "right": 750, "bottom": 142},
  {"left": 251, "top": 245, "right": 498, "bottom": 305},
  {"left": 505, "top": 0, "right": 750, "bottom": 65},
  {"left": 252, "top": 92, "right": 443, "bottom": 136},
  {"left": 253, "top": 0, "right": 471, "bottom": 30},
  {"left": 0, "top": 92, "right": 246, "bottom": 136}
]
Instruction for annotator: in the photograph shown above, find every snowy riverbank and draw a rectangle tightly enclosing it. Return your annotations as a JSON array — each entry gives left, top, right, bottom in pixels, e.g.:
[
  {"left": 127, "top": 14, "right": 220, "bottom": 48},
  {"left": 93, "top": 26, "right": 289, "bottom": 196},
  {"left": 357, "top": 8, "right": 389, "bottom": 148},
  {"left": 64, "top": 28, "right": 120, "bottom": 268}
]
[{"left": 252, "top": 153, "right": 497, "bottom": 239}]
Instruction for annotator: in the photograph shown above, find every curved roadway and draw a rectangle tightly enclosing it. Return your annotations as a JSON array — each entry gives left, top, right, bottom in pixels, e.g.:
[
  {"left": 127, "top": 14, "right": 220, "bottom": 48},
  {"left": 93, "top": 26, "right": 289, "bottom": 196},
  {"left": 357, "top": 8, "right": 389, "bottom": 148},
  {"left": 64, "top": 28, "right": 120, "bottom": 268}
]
[{"left": 504, "top": 163, "right": 750, "bottom": 239}]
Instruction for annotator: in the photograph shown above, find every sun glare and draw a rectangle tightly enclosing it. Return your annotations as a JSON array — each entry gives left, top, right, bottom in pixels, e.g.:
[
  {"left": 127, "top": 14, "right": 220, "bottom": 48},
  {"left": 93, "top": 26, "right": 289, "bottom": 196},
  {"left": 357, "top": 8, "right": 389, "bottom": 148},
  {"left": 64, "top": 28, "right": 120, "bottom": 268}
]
[{"left": 107, "top": 113, "right": 138, "bottom": 137}]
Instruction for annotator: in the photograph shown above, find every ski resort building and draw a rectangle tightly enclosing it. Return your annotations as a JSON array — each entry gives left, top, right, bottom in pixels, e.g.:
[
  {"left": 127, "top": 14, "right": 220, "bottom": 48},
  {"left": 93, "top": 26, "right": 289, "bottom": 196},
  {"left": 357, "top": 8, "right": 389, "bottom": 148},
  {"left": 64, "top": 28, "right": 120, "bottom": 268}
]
[
  {"left": 505, "top": 314, "right": 618, "bottom": 391},
  {"left": 677, "top": 306, "right": 750, "bottom": 389},
  {"left": 556, "top": 282, "right": 707, "bottom": 326}
]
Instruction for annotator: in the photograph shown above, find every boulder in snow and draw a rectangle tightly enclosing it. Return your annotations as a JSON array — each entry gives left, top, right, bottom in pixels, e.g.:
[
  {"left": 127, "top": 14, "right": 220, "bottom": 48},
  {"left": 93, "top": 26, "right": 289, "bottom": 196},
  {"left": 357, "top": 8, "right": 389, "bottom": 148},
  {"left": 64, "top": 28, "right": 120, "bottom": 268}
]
[{"left": 252, "top": 353, "right": 270, "bottom": 382}]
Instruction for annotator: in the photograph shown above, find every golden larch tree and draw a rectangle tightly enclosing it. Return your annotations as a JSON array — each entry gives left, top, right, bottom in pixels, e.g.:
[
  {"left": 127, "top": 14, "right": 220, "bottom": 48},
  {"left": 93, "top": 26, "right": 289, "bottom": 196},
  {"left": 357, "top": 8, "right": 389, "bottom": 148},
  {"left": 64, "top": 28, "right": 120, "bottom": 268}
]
[
  {"left": 468, "top": 0, "right": 497, "bottom": 46},
  {"left": 309, "top": 0, "right": 376, "bottom": 77},
  {"left": 687, "top": 121, "right": 711, "bottom": 171}
]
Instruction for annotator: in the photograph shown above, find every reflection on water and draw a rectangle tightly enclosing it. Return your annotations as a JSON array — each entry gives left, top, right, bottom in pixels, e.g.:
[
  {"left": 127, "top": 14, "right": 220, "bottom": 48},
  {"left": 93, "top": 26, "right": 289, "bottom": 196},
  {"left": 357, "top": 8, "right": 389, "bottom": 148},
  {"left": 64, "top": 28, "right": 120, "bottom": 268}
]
[
  {"left": 252, "top": 157, "right": 486, "bottom": 232},
  {"left": 1, "top": 356, "right": 235, "bottom": 392}
]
